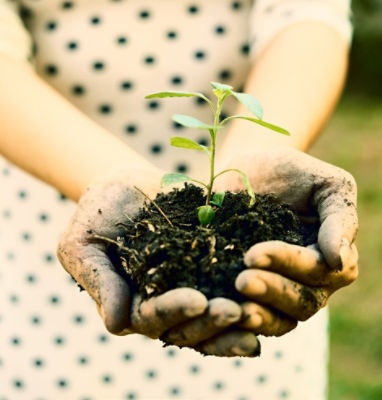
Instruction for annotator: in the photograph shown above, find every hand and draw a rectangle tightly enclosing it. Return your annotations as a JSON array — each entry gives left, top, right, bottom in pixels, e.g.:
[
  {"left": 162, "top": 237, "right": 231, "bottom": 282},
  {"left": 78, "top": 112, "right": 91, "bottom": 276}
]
[
  {"left": 57, "top": 169, "right": 260, "bottom": 356},
  {"left": 215, "top": 148, "right": 359, "bottom": 334}
]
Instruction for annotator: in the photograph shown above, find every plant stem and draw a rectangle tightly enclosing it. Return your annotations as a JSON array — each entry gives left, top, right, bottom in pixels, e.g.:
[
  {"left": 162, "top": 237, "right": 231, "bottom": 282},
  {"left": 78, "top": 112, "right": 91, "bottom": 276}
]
[{"left": 206, "top": 97, "right": 223, "bottom": 205}]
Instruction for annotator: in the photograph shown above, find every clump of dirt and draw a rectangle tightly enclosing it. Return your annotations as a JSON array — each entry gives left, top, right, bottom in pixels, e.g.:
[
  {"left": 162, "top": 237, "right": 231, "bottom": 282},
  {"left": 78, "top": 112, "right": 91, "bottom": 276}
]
[{"left": 107, "top": 184, "right": 318, "bottom": 302}]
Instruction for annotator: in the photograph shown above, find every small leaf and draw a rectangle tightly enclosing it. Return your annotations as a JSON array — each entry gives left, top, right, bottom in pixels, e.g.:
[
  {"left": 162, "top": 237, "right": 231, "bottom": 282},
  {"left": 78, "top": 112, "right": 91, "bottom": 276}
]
[
  {"left": 160, "top": 173, "right": 191, "bottom": 187},
  {"left": 198, "top": 205, "right": 215, "bottom": 225},
  {"left": 211, "top": 191, "right": 225, "bottom": 207},
  {"left": 210, "top": 82, "right": 234, "bottom": 92},
  {"left": 172, "top": 114, "right": 215, "bottom": 130},
  {"left": 145, "top": 91, "right": 202, "bottom": 99},
  {"left": 222, "top": 115, "right": 290, "bottom": 135},
  {"left": 232, "top": 92, "right": 263, "bottom": 119},
  {"left": 170, "top": 137, "right": 209, "bottom": 155}
]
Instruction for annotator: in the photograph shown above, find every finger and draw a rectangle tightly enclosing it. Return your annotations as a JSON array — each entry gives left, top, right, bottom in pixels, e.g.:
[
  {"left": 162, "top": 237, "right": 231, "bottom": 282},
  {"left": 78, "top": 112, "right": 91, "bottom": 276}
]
[
  {"left": 314, "top": 171, "right": 358, "bottom": 270},
  {"left": 244, "top": 241, "right": 359, "bottom": 289},
  {"left": 57, "top": 241, "right": 132, "bottom": 335},
  {"left": 161, "top": 298, "right": 242, "bottom": 346},
  {"left": 238, "top": 302, "right": 297, "bottom": 337},
  {"left": 196, "top": 330, "right": 261, "bottom": 357},
  {"left": 235, "top": 269, "right": 329, "bottom": 321},
  {"left": 130, "top": 288, "right": 208, "bottom": 339}
]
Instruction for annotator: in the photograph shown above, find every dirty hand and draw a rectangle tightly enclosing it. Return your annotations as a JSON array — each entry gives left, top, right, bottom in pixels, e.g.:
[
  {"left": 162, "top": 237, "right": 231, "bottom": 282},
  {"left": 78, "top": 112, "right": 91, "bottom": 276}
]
[
  {"left": 215, "top": 147, "right": 359, "bottom": 335},
  {"left": 57, "top": 169, "right": 260, "bottom": 357}
]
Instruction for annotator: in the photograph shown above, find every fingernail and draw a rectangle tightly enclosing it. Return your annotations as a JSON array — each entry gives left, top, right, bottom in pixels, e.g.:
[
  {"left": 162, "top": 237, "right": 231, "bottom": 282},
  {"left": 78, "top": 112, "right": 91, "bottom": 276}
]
[
  {"left": 248, "top": 312, "right": 263, "bottom": 328},
  {"left": 231, "top": 346, "right": 248, "bottom": 356},
  {"left": 254, "top": 255, "right": 271, "bottom": 268},
  {"left": 248, "top": 278, "right": 267, "bottom": 295}
]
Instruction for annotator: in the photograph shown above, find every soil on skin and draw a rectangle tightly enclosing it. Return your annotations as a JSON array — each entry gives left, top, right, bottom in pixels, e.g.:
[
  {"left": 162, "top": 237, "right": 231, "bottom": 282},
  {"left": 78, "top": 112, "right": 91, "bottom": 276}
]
[{"left": 108, "top": 184, "right": 318, "bottom": 302}]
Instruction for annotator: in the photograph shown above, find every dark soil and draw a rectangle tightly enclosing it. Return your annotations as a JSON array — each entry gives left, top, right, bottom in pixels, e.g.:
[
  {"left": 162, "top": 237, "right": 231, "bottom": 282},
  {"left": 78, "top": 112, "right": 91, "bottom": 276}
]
[{"left": 108, "top": 184, "right": 318, "bottom": 302}]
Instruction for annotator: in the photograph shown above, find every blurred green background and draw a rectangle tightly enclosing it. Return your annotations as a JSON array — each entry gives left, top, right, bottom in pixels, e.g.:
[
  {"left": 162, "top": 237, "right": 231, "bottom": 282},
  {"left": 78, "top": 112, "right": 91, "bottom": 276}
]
[{"left": 310, "top": 1, "right": 382, "bottom": 398}]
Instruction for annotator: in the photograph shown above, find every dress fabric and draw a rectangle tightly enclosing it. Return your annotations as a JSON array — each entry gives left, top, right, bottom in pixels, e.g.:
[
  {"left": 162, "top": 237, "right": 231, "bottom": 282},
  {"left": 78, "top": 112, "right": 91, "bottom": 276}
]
[{"left": 0, "top": 1, "right": 351, "bottom": 399}]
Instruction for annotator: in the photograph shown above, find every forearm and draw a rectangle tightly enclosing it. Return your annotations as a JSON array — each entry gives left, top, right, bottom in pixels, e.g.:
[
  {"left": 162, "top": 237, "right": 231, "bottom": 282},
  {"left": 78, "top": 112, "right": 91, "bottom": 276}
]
[
  {"left": 0, "top": 55, "right": 162, "bottom": 201},
  {"left": 217, "top": 21, "right": 349, "bottom": 165}
]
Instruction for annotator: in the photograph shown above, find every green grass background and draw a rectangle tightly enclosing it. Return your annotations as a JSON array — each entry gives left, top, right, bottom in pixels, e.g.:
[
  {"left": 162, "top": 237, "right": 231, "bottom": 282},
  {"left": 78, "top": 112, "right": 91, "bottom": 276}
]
[{"left": 310, "top": 96, "right": 382, "bottom": 399}]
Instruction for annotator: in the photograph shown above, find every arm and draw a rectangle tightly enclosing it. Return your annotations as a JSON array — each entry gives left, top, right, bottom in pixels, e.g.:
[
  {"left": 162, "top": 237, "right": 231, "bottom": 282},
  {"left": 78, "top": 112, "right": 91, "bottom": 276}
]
[
  {"left": 217, "top": 20, "right": 349, "bottom": 163},
  {"left": 0, "top": 54, "right": 163, "bottom": 201}
]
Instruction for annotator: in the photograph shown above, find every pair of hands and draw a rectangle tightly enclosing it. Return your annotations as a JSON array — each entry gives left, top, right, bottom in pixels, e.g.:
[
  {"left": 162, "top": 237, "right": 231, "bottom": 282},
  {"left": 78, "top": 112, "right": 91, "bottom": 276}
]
[{"left": 57, "top": 148, "right": 358, "bottom": 357}]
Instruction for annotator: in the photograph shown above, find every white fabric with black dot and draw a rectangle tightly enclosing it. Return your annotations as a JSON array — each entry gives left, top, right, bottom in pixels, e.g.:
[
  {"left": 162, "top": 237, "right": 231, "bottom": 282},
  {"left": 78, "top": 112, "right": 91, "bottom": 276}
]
[{"left": 0, "top": 1, "right": 351, "bottom": 399}]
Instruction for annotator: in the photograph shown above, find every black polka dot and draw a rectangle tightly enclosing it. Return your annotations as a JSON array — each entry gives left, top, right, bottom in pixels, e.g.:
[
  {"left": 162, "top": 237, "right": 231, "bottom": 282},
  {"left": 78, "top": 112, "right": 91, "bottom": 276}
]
[
  {"left": 150, "top": 144, "right": 163, "bottom": 154},
  {"left": 213, "top": 381, "right": 224, "bottom": 390},
  {"left": 194, "top": 96, "right": 207, "bottom": 106},
  {"left": 58, "top": 193, "right": 67, "bottom": 201},
  {"left": 125, "top": 124, "right": 138, "bottom": 134},
  {"left": 26, "top": 274, "right": 37, "bottom": 283},
  {"left": 144, "top": 56, "right": 155, "bottom": 65},
  {"left": 233, "top": 359, "right": 242, "bottom": 367},
  {"left": 126, "top": 393, "right": 137, "bottom": 400},
  {"left": 61, "top": 1, "right": 74, "bottom": 9},
  {"left": 219, "top": 69, "right": 232, "bottom": 81},
  {"left": 7, "top": 252, "right": 15, "bottom": 260},
  {"left": 122, "top": 352, "right": 133, "bottom": 361},
  {"left": 90, "top": 16, "right": 101, "bottom": 25},
  {"left": 189, "top": 364, "right": 200, "bottom": 374},
  {"left": 166, "top": 348, "right": 176, "bottom": 357},
  {"left": 256, "top": 374, "right": 267, "bottom": 384},
  {"left": 46, "top": 21, "right": 57, "bottom": 31},
  {"left": 38, "top": 213, "right": 49, "bottom": 222},
  {"left": 121, "top": 81, "right": 133, "bottom": 90},
  {"left": 99, "top": 104, "right": 113, "bottom": 114},
  {"left": 232, "top": 1, "right": 242, "bottom": 10},
  {"left": 139, "top": 10, "right": 151, "bottom": 19},
  {"left": 172, "top": 121, "right": 184, "bottom": 130},
  {"left": 176, "top": 163, "right": 188, "bottom": 173},
  {"left": 13, "top": 379, "right": 24, "bottom": 389},
  {"left": 31, "top": 315, "right": 42, "bottom": 325},
  {"left": 147, "top": 100, "right": 160, "bottom": 110},
  {"left": 22, "top": 232, "right": 32, "bottom": 241},
  {"left": 145, "top": 369, "right": 157, "bottom": 379},
  {"left": 275, "top": 350, "right": 283, "bottom": 359},
  {"left": 18, "top": 190, "right": 27, "bottom": 198},
  {"left": 44, "top": 253, "right": 55, "bottom": 263},
  {"left": 57, "top": 379, "right": 68, "bottom": 388},
  {"left": 279, "top": 389, "right": 290, "bottom": 398},
  {"left": 49, "top": 295, "right": 60, "bottom": 305},
  {"left": 9, "top": 294, "right": 19, "bottom": 303},
  {"left": 241, "top": 43, "right": 250, "bottom": 55},
  {"left": 169, "top": 386, "right": 181, "bottom": 396},
  {"left": 67, "top": 41, "right": 78, "bottom": 50},
  {"left": 215, "top": 25, "right": 226, "bottom": 34},
  {"left": 197, "top": 137, "right": 209, "bottom": 146},
  {"left": 102, "top": 374, "right": 113, "bottom": 384},
  {"left": 72, "top": 85, "right": 85, "bottom": 95},
  {"left": 73, "top": 314, "right": 85, "bottom": 324},
  {"left": 116, "top": 36, "right": 128, "bottom": 45},
  {"left": 166, "top": 30, "right": 178, "bottom": 39},
  {"left": 188, "top": 5, "right": 199, "bottom": 14},
  {"left": 54, "top": 336, "right": 65, "bottom": 345},
  {"left": 44, "top": 64, "right": 58, "bottom": 76},
  {"left": 78, "top": 356, "right": 89, "bottom": 365},
  {"left": 98, "top": 334, "right": 109, "bottom": 343},
  {"left": 93, "top": 61, "right": 105, "bottom": 71},
  {"left": 33, "top": 358, "right": 44, "bottom": 368},
  {"left": 11, "top": 337, "right": 21, "bottom": 346},
  {"left": 171, "top": 76, "right": 183, "bottom": 85},
  {"left": 2, "top": 209, "right": 11, "bottom": 218},
  {"left": 2, "top": 167, "right": 10, "bottom": 175},
  {"left": 194, "top": 50, "right": 206, "bottom": 60}
]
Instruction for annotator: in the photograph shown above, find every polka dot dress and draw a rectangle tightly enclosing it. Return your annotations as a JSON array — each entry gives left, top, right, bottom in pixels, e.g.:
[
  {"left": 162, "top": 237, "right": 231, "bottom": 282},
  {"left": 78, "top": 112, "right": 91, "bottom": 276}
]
[{"left": 0, "top": 0, "right": 351, "bottom": 399}]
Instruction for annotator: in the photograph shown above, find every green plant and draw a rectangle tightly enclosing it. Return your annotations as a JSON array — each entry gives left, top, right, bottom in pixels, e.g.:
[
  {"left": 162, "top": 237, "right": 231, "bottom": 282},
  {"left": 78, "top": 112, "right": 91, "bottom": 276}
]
[{"left": 145, "top": 81, "right": 289, "bottom": 224}]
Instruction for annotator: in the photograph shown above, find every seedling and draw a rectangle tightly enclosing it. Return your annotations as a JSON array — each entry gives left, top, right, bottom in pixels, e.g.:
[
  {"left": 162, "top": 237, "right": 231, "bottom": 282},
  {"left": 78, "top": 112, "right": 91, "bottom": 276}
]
[{"left": 145, "top": 82, "right": 289, "bottom": 225}]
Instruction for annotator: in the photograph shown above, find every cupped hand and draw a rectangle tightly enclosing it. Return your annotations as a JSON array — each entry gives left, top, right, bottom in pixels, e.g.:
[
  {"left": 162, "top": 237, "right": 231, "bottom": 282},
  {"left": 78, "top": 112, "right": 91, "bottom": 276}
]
[
  {"left": 215, "top": 148, "right": 359, "bottom": 334},
  {"left": 57, "top": 169, "right": 260, "bottom": 356}
]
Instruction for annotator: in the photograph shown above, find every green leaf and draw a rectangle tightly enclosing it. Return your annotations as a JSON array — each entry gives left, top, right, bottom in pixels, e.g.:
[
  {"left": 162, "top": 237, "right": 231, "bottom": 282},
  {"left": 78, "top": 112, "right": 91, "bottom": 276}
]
[
  {"left": 210, "top": 81, "right": 234, "bottom": 92},
  {"left": 170, "top": 137, "right": 210, "bottom": 155},
  {"left": 145, "top": 91, "right": 209, "bottom": 103},
  {"left": 172, "top": 114, "right": 215, "bottom": 130},
  {"left": 211, "top": 191, "right": 225, "bottom": 207},
  {"left": 198, "top": 205, "right": 215, "bottom": 225},
  {"left": 160, "top": 173, "right": 192, "bottom": 187},
  {"left": 221, "top": 115, "right": 290, "bottom": 135},
  {"left": 232, "top": 92, "right": 263, "bottom": 119}
]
